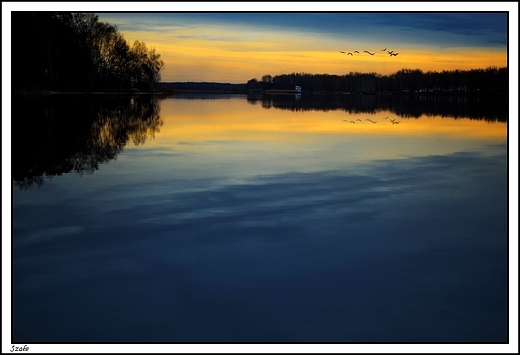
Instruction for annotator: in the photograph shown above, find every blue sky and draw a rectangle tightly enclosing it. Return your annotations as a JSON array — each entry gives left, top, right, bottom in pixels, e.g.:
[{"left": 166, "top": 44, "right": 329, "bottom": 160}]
[{"left": 104, "top": 12, "right": 507, "bottom": 47}]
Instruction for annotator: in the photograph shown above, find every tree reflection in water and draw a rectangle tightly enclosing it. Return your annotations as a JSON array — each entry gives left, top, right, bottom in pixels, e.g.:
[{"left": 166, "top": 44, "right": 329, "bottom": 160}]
[
  {"left": 12, "top": 93, "right": 507, "bottom": 190},
  {"left": 248, "top": 93, "right": 508, "bottom": 122},
  {"left": 12, "top": 95, "right": 163, "bottom": 190}
]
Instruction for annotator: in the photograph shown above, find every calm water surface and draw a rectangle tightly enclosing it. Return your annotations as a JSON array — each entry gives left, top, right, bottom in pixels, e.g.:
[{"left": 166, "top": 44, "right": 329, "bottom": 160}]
[{"left": 12, "top": 94, "right": 508, "bottom": 343}]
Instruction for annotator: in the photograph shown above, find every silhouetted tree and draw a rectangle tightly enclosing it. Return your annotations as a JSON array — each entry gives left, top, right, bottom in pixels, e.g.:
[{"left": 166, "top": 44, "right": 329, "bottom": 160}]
[
  {"left": 249, "top": 67, "right": 508, "bottom": 94},
  {"left": 12, "top": 12, "right": 164, "bottom": 91},
  {"left": 246, "top": 78, "right": 262, "bottom": 91}
]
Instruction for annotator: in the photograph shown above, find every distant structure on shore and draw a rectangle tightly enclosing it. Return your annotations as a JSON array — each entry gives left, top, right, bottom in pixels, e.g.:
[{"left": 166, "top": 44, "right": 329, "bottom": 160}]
[
  {"left": 151, "top": 67, "right": 507, "bottom": 96},
  {"left": 264, "top": 85, "right": 302, "bottom": 94}
]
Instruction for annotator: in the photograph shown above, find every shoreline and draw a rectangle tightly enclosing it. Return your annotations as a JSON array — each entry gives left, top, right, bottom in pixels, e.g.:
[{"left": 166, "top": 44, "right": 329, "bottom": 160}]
[{"left": 13, "top": 89, "right": 508, "bottom": 97}]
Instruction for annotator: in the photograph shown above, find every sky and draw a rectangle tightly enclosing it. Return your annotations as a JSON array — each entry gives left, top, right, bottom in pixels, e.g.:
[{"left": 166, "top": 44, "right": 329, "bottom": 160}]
[
  {"left": 85, "top": 4, "right": 512, "bottom": 83},
  {"left": 1, "top": 3, "right": 516, "bottom": 84}
]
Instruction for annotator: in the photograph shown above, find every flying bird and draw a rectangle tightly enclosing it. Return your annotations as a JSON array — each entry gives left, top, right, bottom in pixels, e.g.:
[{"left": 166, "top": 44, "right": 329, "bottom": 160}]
[
  {"left": 390, "top": 52, "right": 399, "bottom": 56},
  {"left": 366, "top": 119, "right": 377, "bottom": 123},
  {"left": 392, "top": 120, "right": 401, "bottom": 124},
  {"left": 354, "top": 51, "right": 359, "bottom": 54},
  {"left": 347, "top": 52, "right": 353, "bottom": 56},
  {"left": 339, "top": 51, "right": 346, "bottom": 54},
  {"left": 356, "top": 119, "right": 361, "bottom": 122},
  {"left": 381, "top": 47, "right": 387, "bottom": 51},
  {"left": 350, "top": 121, "right": 355, "bottom": 124},
  {"left": 364, "top": 51, "right": 375, "bottom": 55},
  {"left": 383, "top": 116, "right": 389, "bottom": 119}
]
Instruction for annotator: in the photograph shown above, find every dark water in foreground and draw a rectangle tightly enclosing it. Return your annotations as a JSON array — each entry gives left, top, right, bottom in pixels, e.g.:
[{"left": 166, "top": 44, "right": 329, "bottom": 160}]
[{"left": 11, "top": 94, "right": 508, "bottom": 343}]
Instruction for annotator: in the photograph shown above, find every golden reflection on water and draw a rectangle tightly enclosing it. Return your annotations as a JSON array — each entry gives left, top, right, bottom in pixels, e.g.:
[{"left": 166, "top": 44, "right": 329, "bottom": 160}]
[
  {"left": 150, "top": 97, "right": 506, "bottom": 146},
  {"left": 125, "top": 97, "right": 506, "bottom": 178}
]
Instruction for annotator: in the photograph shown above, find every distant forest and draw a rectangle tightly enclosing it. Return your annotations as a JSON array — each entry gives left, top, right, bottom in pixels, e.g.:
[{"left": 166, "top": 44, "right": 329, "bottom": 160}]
[
  {"left": 160, "top": 66, "right": 508, "bottom": 94},
  {"left": 12, "top": 12, "right": 164, "bottom": 91},
  {"left": 246, "top": 68, "right": 508, "bottom": 94}
]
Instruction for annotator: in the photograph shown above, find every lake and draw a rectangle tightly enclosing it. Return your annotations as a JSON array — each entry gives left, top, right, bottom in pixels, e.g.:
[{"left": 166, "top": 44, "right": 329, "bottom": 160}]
[{"left": 11, "top": 93, "right": 509, "bottom": 344}]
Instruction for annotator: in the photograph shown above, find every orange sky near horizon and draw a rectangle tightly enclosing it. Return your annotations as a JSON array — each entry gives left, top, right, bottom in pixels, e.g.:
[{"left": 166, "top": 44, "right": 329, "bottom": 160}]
[
  {"left": 94, "top": 11, "right": 510, "bottom": 84},
  {"left": 118, "top": 30, "right": 507, "bottom": 83}
]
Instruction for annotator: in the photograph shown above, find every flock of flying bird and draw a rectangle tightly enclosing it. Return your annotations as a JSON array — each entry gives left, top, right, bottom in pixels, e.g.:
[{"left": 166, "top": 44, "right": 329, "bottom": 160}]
[
  {"left": 342, "top": 116, "right": 401, "bottom": 124},
  {"left": 338, "top": 47, "right": 401, "bottom": 125},
  {"left": 339, "top": 47, "right": 399, "bottom": 57}
]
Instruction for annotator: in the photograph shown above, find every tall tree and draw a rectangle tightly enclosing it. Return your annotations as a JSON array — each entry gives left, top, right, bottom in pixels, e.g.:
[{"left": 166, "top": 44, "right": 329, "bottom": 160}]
[{"left": 12, "top": 12, "right": 164, "bottom": 91}]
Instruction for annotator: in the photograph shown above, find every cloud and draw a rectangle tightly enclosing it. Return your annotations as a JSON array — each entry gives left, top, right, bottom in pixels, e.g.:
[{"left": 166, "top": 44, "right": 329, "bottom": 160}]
[
  {"left": 15, "top": 226, "right": 84, "bottom": 248},
  {"left": 99, "top": 12, "right": 508, "bottom": 48}
]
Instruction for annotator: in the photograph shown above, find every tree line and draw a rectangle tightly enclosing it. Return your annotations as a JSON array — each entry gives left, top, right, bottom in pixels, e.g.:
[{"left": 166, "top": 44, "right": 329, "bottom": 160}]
[
  {"left": 247, "top": 67, "right": 508, "bottom": 94},
  {"left": 12, "top": 12, "right": 164, "bottom": 91}
]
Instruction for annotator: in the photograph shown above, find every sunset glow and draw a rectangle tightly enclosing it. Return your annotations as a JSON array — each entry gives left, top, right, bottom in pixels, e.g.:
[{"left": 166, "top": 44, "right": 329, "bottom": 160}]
[
  {"left": 148, "top": 99, "right": 507, "bottom": 150},
  {"left": 111, "top": 31, "right": 508, "bottom": 83},
  {"left": 89, "top": 7, "right": 510, "bottom": 83}
]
